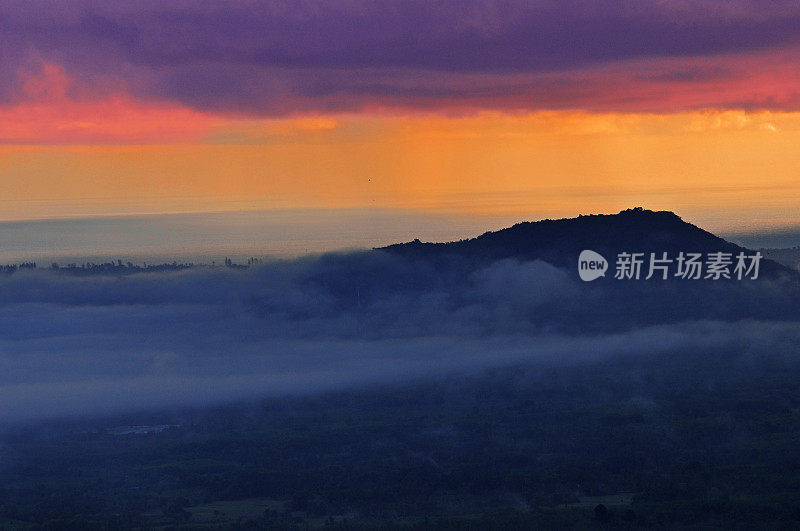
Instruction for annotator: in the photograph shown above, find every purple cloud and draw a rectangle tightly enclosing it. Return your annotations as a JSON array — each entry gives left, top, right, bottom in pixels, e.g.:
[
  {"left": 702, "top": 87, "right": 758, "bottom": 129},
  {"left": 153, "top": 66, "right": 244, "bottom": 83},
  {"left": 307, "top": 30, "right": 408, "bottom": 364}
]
[{"left": 3, "top": 0, "right": 800, "bottom": 114}]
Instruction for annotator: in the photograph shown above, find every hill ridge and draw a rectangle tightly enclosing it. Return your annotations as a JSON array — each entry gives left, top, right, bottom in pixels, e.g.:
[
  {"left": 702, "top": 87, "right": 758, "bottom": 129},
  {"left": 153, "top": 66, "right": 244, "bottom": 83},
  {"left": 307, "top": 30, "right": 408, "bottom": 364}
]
[{"left": 381, "top": 207, "right": 794, "bottom": 279}]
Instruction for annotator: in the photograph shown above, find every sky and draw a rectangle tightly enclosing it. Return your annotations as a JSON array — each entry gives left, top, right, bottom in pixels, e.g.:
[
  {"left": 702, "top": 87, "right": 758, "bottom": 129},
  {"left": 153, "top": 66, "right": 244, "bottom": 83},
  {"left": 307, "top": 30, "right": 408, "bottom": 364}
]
[{"left": 2, "top": 1, "right": 800, "bottom": 233}]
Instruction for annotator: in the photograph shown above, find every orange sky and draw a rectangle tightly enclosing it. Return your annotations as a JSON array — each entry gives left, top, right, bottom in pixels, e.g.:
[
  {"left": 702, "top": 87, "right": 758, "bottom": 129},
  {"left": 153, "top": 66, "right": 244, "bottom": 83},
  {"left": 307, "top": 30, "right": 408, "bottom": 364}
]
[
  {"left": 5, "top": 3, "right": 800, "bottom": 233},
  {"left": 1, "top": 108, "right": 799, "bottom": 231}
]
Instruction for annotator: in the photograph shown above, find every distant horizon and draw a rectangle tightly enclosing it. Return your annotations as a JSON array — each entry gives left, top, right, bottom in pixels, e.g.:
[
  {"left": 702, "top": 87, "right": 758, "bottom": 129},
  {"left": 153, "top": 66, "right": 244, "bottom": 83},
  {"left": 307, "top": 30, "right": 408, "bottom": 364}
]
[{"left": 1, "top": 206, "right": 798, "bottom": 266}]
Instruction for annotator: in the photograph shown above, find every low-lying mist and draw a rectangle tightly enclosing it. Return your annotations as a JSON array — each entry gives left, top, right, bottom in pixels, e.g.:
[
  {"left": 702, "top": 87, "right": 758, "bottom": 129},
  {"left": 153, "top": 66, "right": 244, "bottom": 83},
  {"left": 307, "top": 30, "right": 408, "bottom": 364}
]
[{"left": 1, "top": 250, "right": 798, "bottom": 423}]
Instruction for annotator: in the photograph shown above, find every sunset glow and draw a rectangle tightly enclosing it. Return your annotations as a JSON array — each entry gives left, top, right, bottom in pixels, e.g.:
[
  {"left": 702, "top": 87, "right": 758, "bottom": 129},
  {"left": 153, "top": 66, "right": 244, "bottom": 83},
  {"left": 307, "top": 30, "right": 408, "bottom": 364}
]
[
  {"left": 2, "top": 110, "right": 800, "bottom": 230},
  {"left": 2, "top": 1, "right": 800, "bottom": 230}
]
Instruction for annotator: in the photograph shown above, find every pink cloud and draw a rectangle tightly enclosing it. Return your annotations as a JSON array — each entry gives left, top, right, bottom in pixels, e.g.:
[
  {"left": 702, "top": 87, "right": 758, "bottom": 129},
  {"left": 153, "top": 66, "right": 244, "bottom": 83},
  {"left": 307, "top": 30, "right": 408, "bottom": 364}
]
[
  {"left": 0, "top": 64, "right": 224, "bottom": 144},
  {"left": 2, "top": 1, "right": 800, "bottom": 119}
]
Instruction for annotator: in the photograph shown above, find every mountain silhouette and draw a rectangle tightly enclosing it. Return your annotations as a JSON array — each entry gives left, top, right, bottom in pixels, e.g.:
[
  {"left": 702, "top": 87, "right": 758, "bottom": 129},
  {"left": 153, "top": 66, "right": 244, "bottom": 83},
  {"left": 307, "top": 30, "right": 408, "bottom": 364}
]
[{"left": 381, "top": 207, "right": 795, "bottom": 280}]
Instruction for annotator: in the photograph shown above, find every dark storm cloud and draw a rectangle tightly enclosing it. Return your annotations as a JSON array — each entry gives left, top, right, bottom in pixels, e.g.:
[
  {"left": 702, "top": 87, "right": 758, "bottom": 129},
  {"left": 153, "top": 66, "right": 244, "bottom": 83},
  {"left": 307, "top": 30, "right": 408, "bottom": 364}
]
[{"left": 3, "top": 1, "right": 800, "bottom": 113}]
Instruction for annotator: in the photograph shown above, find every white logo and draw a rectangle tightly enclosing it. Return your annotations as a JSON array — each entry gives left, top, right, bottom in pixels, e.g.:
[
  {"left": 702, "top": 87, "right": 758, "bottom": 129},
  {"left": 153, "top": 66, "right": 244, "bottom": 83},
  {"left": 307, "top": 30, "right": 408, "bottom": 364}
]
[
  {"left": 578, "top": 250, "right": 608, "bottom": 281},
  {"left": 612, "top": 251, "right": 762, "bottom": 280}
]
